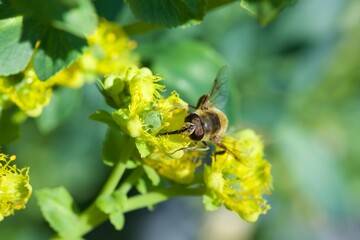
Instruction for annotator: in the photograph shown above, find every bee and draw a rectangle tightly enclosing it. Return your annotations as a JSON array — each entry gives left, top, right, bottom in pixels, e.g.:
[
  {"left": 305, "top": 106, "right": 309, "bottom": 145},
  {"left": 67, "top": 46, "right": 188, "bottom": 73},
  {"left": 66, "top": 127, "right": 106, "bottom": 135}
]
[{"left": 159, "top": 66, "right": 237, "bottom": 159}]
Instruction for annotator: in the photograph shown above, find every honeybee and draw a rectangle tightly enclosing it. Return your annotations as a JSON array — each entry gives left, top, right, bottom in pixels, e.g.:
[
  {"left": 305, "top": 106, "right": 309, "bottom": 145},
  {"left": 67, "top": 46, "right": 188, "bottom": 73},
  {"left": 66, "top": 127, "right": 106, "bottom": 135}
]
[{"left": 159, "top": 66, "right": 237, "bottom": 159}]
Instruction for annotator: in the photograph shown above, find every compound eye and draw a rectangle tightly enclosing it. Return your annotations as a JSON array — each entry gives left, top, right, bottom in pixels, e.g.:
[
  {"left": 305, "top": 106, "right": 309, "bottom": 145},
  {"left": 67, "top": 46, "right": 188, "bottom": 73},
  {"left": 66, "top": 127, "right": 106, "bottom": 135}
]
[{"left": 190, "top": 124, "right": 196, "bottom": 131}]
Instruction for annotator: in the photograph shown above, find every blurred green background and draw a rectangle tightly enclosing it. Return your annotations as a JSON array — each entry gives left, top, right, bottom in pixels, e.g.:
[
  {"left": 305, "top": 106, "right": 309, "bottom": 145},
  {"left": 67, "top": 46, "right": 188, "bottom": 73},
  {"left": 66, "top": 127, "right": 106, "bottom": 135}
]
[{"left": 2, "top": 0, "right": 360, "bottom": 239}]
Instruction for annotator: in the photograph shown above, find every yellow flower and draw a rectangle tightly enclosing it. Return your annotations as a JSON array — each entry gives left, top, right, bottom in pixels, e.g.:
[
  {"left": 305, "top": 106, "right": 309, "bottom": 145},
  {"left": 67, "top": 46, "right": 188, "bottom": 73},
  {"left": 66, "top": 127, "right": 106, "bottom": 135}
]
[
  {"left": 140, "top": 92, "right": 202, "bottom": 183},
  {"left": 87, "top": 19, "right": 139, "bottom": 75},
  {"left": 0, "top": 19, "right": 138, "bottom": 119},
  {"left": 0, "top": 153, "right": 32, "bottom": 221},
  {"left": 49, "top": 19, "right": 139, "bottom": 88},
  {"left": 47, "top": 60, "right": 90, "bottom": 88},
  {"left": 203, "top": 129, "right": 272, "bottom": 222},
  {"left": 110, "top": 67, "right": 164, "bottom": 135},
  {"left": 144, "top": 150, "right": 203, "bottom": 184},
  {"left": 221, "top": 129, "right": 265, "bottom": 167},
  {"left": 0, "top": 69, "right": 52, "bottom": 117},
  {"left": 104, "top": 67, "right": 201, "bottom": 183}
]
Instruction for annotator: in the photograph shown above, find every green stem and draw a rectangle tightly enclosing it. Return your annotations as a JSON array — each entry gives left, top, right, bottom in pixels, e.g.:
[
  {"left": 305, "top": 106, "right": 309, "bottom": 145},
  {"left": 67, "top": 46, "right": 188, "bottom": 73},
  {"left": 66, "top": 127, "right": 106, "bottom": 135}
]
[
  {"left": 77, "top": 138, "right": 135, "bottom": 235},
  {"left": 123, "top": 186, "right": 206, "bottom": 213},
  {"left": 99, "top": 161, "right": 127, "bottom": 195},
  {"left": 116, "top": 167, "right": 144, "bottom": 195},
  {"left": 78, "top": 203, "right": 108, "bottom": 235},
  {"left": 123, "top": 0, "right": 236, "bottom": 35},
  {"left": 100, "top": 137, "right": 135, "bottom": 195},
  {"left": 77, "top": 186, "right": 205, "bottom": 237}
]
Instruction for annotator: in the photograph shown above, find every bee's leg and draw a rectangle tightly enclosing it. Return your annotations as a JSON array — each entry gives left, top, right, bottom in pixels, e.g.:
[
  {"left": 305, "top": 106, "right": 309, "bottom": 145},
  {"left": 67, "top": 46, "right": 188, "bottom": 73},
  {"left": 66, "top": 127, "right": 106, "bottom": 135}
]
[
  {"left": 211, "top": 136, "right": 238, "bottom": 160},
  {"left": 172, "top": 141, "right": 209, "bottom": 154},
  {"left": 213, "top": 146, "right": 226, "bottom": 161},
  {"left": 188, "top": 104, "right": 197, "bottom": 110},
  {"left": 199, "top": 141, "right": 209, "bottom": 151}
]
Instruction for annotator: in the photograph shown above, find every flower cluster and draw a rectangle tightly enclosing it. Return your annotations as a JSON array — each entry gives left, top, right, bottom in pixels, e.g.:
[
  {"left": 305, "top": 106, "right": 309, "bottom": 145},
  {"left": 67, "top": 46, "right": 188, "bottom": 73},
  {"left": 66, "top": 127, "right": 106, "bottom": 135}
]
[
  {"left": 204, "top": 130, "right": 272, "bottom": 222},
  {"left": 0, "top": 153, "right": 32, "bottom": 221},
  {"left": 0, "top": 17, "right": 273, "bottom": 222},
  {"left": 102, "top": 67, "right": 203, "bottom": 183},
  {"left": 48, "top": 19, "right": 139, "bottom": 88},
  {"left": 0, "top": 69, "right": 52, "bottom": 117},
  {"left": 101, "top": 66, "right": 273, "bottom": 221},
  {"left": 0, "top": 19, "right": 137, "bottom": 117}
]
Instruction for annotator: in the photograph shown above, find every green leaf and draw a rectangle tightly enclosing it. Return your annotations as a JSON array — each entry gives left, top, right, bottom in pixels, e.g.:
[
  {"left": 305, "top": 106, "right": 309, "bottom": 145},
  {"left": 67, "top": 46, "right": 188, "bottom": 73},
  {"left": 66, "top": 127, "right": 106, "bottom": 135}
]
[
  {"left": 89, "top": 109, "right": 120, "bottom": 129},
  {"left": 108, "top": 193, "right": 127, "bottom": 232},
  {"left": 135, "top": 138, "right": 151, "bottom": 158},
  {"left": 135, "top": 178, "right": 147, "bottom": 194},
  {"left": 126, "top": 0, "right": 206, "bottom": 27},
  {"left": 240, "top": 0, "right": 296, "bottom": 25},
  {"left": 33, "top": 27, "right": 87, "bottom": 80},
  {"left": 0, "top": 1, "right": 21, "bottom": 18},
  {"left": 0, "top": 1, "right": 96, "bottom": 79},
  {"left": 109, "top": 211, "right": 125, "bottom": 230},
  {"left": 125, "top": 158, "right": 141, "bottom": 169},
  {"left": 0, "top": 17, "right": 36, "bottom": 76},
  {"left": 96, "top": 191, "right": 127, "bottom": 212},
  {"left": 36, "top": 88, "right": 81, "bottom": 133},
  {"left": 96, "top": 192, "right": 126, "bottom": 230},
  {"left": 9, "top": 0, "right": 97, "bottom": 37},
  {"left": 36, "top": 187, "right": 84, "bottom": 238},
  {"left": 102, "top": 127, "right": 135, "bottom": 166},
  {"left": 143, "top": 164, "right": 160, "bottom": 186}
]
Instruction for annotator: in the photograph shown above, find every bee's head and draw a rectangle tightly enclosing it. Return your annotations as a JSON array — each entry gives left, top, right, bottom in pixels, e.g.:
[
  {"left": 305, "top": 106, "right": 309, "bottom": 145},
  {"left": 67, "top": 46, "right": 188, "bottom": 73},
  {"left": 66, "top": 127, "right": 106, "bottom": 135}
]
[{"left": 184, "top": 113, "right": 204, "bottom": 141}]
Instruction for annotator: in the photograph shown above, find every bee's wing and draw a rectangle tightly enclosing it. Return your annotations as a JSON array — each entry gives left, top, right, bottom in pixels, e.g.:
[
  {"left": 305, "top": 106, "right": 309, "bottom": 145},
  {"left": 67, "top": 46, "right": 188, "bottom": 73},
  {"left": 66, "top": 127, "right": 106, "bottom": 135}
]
[{"left": 206, "top": 65, "right": 229, "bottom": 109}]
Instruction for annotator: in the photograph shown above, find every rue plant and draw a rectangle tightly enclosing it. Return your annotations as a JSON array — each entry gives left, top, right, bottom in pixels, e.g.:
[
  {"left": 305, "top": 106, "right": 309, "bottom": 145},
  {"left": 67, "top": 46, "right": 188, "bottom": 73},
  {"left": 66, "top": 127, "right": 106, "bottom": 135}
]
[
  {"left": 0, "top": 19, "right": 273, "bottom": 239},
  {"left": 0, "top": 0, "right": 293, "bottom": 238}
]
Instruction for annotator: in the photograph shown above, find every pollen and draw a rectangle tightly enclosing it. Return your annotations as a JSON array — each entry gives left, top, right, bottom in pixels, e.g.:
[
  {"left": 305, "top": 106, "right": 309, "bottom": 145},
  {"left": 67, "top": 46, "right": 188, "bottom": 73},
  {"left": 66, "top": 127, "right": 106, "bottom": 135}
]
[{"left": 0, "top": 153, "right": 32, "bottom": 221}]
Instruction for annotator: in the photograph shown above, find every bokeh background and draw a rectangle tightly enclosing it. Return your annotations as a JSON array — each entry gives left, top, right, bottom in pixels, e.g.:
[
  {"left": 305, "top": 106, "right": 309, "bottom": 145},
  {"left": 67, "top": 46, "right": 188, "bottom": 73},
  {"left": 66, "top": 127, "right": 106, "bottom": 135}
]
[{"left": 2, "top": 0, "right": 360, "bottom": 239}]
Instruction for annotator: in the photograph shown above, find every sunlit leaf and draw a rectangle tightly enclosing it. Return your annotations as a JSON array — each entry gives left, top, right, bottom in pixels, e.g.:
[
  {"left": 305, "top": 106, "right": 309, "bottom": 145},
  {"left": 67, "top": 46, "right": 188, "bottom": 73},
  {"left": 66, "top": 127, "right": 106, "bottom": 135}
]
[
  {"left": 0, "top": 17, "right": 36, "bottom": 76},
  {"left": 135, "top": 138, "right": 151, "bottom": 158},
  {"left": 36, "top": 187, "right": 84, "bottom": 238}
]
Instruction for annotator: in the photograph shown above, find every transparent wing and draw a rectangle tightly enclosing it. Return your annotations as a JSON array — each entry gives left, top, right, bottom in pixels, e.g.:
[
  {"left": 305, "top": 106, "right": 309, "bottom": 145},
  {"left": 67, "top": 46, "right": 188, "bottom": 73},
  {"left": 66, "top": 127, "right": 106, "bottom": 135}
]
[{"left": 206, "top": 65, "right": 229, "bottom": 109}]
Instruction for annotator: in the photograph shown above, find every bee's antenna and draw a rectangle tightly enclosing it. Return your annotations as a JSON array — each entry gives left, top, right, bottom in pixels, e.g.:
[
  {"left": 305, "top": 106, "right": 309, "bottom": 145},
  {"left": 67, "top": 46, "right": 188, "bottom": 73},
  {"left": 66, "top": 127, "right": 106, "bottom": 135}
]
[
  {"left": 158, "top": 128, "right": 186, "bottom": 136},
  {"left": 157, "top": 123, "right": 196, "bottom": 136}
]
